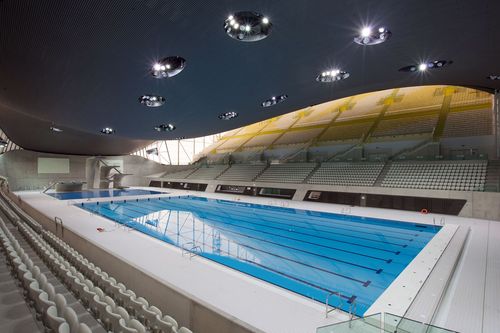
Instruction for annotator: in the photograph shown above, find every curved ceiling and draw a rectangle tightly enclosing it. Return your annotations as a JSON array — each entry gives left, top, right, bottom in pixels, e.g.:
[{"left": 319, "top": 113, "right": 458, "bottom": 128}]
[{"left": 0, "top": 0, "right": 499, "bottom": 155}]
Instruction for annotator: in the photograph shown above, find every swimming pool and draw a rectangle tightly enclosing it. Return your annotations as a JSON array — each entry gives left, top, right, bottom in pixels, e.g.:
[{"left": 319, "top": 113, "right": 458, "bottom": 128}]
[
  {"left": 47, "top": 189, "right": 164, "bottom": 200},
  {"left": 79, "top": 196, "right": 439, "bottom": 315}
]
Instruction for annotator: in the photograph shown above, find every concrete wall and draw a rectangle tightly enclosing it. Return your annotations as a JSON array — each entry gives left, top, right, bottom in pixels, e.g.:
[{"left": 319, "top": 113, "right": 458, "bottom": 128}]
[
  {"left": 0, "top": 150, "right": 88, "bottom": 190},
  {"left": 0, "top": 150, "right": 189, "bottom": 191}
]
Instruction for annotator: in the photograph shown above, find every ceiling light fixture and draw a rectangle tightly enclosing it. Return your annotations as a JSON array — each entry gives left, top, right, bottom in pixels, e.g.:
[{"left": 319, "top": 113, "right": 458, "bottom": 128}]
[
  {"left": 398, "top": 60, "right": 453, "bottom": 72},
  {"left": 218, "top": 111, "right": 238, "bottom": 120},
  {"left": 261, "top": 94, "right": 288, "bottom": 107},
  {"left": 487, "top": 75, "right": 500, "bottom": 80},
  {"left": 354, "top": 26, "right": 391, "bottom": 45},
  {"left": 154, "top": 123, "right": 176, "bottom": 132},
  {"left": 101, "top": 127, "right": 115, "bottom": 135},
  {"left": 316, "top": 69, "right": 350, "bottom": 83},
  {"left": 418, "top": 63, "right": 428, "bottom": 71},
  {"left": 49, "top": 126, "right": 63, "bottom": 133},
  {"left": 151, "top": 56, "right": 186, "bottom": 78},
  {"left": 139, "top": 95, "right": 166, "bottom": 107},
  {"left": 224, "top": 11, "right": 272, "bottom": 42},
  {"left": 361, "top": 27, "right": 372, "bottom": 37}
]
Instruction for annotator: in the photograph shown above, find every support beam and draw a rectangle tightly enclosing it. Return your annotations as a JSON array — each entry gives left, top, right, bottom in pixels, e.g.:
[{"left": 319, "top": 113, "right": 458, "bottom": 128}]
[
  {"left": 363, "top": 88, "right": 403, "bottom": 143},
  {"left": 432, "top": 86, "right": 458, "bottom": 141},
  {"left": 494, "top": 90, "right": 500, "bottom": 159}
]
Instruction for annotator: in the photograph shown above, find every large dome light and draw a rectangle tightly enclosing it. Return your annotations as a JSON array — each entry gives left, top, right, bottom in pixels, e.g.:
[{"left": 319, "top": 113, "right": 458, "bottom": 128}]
[
  {"left": 154, "top": 123, "right": 176, "bottom": 132},
  {"left": 354, "top": 26, "right": 391, "bottom": 45},
  {"left": 151, "top": 56, "right": 186, "bottom": 78},
  {"left": 224, "top": 11, "right": 272, "bottom": 42},
  {"left": 316, "top": 69, "right": 350, "bottom": 83},
  {"left": 218, "top": 111, "right": 238, "bottom": 120},
  {"left": 139, "top": 95, "right": 166, "bottom": 108},
  {"left": 261, "top": 94, "right": 288, "bottom": 108},
  {"left": 399, "top": 60, "right": 453, "bottom": 72}
]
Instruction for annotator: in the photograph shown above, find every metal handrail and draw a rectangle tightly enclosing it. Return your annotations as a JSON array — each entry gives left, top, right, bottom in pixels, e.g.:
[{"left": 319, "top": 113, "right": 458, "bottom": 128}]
[
  {"left": 42, "top": 180, "right": 58, "bottom": 193},
  {"left": 325, "top": 291, "right": 344, "bottom": 318},
  {"left": 181, "top": 242, "right": 202, "bottom": 258},
  {"left": 326, "top": 291, "right": 358, "bottom": 327},
  {"left": 54, "top": 216, "right": 64, "bottom": 236},
  {"left": 341, "top": 207, "right": 352, "bottom": 214},
  {"left": 432, "top": 217, "right": 446, "bottom": 226}
]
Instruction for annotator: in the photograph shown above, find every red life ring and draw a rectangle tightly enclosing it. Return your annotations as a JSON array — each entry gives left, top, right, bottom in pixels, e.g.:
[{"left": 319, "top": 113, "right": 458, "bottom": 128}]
[{"left": 420, "top": 208, "right": 429, "bottom": 214}]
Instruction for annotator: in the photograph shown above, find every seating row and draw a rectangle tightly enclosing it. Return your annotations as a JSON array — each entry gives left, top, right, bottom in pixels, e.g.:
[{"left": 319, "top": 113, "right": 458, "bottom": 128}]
[
  {"left": 216, "top": 164, "right": 267, "bottom": 182},
  {"left": 256, "top": 163, "right": 317, "bottom": 183},
  {"left": 0, "top": 213, "right": 92, "bottom": 333},
  {"left": 0, "top": 187, "right": 193, "bottom": 333},
  {"left": 381, "top": 160, "right": 488, "bottom": 191}
]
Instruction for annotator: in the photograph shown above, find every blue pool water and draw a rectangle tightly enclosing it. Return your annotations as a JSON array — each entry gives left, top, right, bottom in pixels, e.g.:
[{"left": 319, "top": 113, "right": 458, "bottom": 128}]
[
  {"left": 79, "top": 196, "right": 439, "bottom": 315},
  {"left": 47, "top": 189, "right": 164, "bottom": 200}
]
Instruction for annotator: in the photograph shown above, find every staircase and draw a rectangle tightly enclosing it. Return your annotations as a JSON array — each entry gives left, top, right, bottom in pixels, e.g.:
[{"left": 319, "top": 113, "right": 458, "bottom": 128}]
[
  {"left": 484, "top": 160, "right": 500, "bottom": 192},
  {"left": 302, "top": 163, "right": 321, "bottom": 183},
  {"left": 326, "top": 144, "right": 361, "bottom": 162},
  {"left": 251, "top": 164, "right": 270, "bottom": 181},
  {"left": 391, "top": 139, "right": 435, "bottom": 160},
  {"left": 373, "top": 161, "right": 392, "bottom": 187}
]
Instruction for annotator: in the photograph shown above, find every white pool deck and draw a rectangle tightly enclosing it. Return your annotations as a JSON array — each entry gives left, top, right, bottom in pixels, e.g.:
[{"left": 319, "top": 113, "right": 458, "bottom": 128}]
[{"left": 13, "top": 187, "right": 500, "bottom": 333}]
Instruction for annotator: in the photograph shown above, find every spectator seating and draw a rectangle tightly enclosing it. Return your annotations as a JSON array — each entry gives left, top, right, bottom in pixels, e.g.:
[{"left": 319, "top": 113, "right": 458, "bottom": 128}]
[
  {"left": 307, "top": 162, "right": 385, "bottom": 186},
  {"left": 216, "top": 164, "right": 267, "bottom": 182},
  {"left": 0, "top": 213, "right": 98, "bottom": 333},
  {"left": 381, "top": 160, "right": 487, "bottom": 191},
  {"left": 187, "top": 165, "right": 229, "bottom": 180},
  {"left": 442, "top": 109, "right": 493, "bottom": 138},
  {"left": 0, "top": 187, "right": 193, "bottom": 333},
  {"left": 372, "top": 114, "right": 438, "bottom": 137},
  {"left": 162, "top": 168, "right": 199, "bottom": 179},
  {"left": 255, "top": 163, "right": 317, "bottom": 183}
]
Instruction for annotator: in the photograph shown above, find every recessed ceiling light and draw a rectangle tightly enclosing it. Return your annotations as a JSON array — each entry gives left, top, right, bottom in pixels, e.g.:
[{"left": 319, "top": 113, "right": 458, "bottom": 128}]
[
  {"left": 361, "top": 27, "right": 372, "bottom": 37},
  {"left": 154, "top": 123, "right": 176, "bottom": 132},
  {"left": 49, "top": 126, "right": 63, "bottom": 132},
  {"left": 139, "top": 95, "right": 166, "bottom": 107},
  {"left": 151, "top": 56, "right": 186, "bottom": 78},
  {"left": 487, "top": 75, "right": 500, "bottom": 80},
  {"left": 101, "top": 127, "right": 115, "bottom": 135},
  {"left": 316, "top": 69, "right": 350, "bottom": 83},
  {"left": 418, "top": 63, "right": 428, "bottom": 71},
  {"left": 218, "top": 111, "right": 238, "bottom": 120},
  {"left": 175, "top": 136, "right": 186, "bottom": 140},
  {"left": 399, "top": 60, "right": 453, "bottom": 72},
  {"left": 224, "top": 11, "right": 272, "bottom": 42},
  {"left": 261, "top": 94, "right": 288, "bottom": 107},
  {"left": 354, "top": 26, "right": 391, "bottom": 45}
]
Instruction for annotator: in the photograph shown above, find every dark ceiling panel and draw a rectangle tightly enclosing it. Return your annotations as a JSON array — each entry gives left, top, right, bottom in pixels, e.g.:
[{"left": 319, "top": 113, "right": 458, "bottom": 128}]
[{"left": 0, "top": 0, "right": 499, "bottom": 154}]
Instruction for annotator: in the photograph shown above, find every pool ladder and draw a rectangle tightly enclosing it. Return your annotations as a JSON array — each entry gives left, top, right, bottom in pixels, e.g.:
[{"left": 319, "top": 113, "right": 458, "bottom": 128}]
[
  {"left": 182, "top": 242, "right": 202, "bottom": 259},
  {"left": 341, "top": 207, "right": 352, "bottom": 215},
  {"left": 433, "top": 217, "right": 446, "bottom": 226},
  {"left": 325, "top": 291, "right": 357, "bottom": 324}
]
